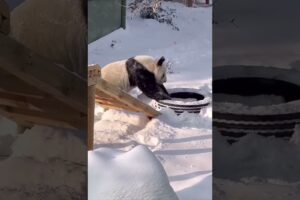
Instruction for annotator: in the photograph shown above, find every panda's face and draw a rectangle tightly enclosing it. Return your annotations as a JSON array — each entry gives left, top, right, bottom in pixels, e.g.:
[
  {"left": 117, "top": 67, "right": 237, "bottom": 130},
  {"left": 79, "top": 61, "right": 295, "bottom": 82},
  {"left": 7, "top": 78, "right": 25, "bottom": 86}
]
[{"left": 134, "top": 55, "right": 167, "bottom": 84}]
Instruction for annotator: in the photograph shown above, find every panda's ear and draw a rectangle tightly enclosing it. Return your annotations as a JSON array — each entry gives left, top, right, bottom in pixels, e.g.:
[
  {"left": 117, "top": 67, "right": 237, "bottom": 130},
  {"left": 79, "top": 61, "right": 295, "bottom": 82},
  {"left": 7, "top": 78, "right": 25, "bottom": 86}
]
[{"left": 157, "top": 56, "right": 165, "bottom": 66}]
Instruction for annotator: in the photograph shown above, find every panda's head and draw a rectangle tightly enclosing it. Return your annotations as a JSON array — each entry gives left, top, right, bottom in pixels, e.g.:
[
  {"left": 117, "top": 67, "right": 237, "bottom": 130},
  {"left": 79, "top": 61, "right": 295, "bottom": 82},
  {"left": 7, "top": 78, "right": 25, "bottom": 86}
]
[{"left": 134, "top": 55, "right": 167, "bottom": 84}]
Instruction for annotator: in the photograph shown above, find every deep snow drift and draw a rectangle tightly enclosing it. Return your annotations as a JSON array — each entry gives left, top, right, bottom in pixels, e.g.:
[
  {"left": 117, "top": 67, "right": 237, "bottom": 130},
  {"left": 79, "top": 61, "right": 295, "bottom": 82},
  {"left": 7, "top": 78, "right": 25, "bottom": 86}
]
[
  {"left": 213, "top": 0, "right": 300, "bottom": 198},
  {"left": 0, "top": 120, "right": 86, "bottom": 199},
  {"left": 89, "top": 2, "right": 212, "bottom": 200},
  {"left": 88, "top": 145, "right": 179, "bottom": 200}
]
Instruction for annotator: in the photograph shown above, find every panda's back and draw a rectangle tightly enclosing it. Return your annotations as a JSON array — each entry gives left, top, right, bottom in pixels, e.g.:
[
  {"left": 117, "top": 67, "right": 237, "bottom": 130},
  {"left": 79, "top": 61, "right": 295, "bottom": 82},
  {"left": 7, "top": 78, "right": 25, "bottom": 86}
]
[{"left": 101, "top": 60, "right": 131, "bottom": 91}]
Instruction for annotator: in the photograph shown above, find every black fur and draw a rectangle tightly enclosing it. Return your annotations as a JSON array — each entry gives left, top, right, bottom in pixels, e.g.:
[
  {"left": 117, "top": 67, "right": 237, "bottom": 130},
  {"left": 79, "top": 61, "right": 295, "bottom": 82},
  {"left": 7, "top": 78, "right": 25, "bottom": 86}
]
[
  {"left": 126, "top": 58, "right": 137, "bottom": 87},
  {"left": 157, "top": 56, "right": 165, "bottom": 66},
  {"left": 126, "top": 57, "right": 171, "bottom": 101}
]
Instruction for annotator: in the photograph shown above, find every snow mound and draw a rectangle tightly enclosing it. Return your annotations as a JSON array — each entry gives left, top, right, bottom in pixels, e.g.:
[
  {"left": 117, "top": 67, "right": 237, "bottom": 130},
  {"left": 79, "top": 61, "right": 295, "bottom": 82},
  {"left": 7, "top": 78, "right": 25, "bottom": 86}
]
[
  {"left": 101, "top": 109, "right": 149, "bottom": 127},
  {"left": 11, "top": 126, "right": 85, "bottom": 164},
  {"left": 0, "top": 116, "right": 18, "bottom": 136},
  {"left": 214, "top": 128, "right": 300, "bottom": 182},
  {"left": 214, "top": 178, "right": 300, "bottom": 200},
  {"left": 0, "top": 125, "right": 86, "bottom": 199},
  {"left": 94, "top": 110, "right": 149, "bottom": 149},
  {"left": 88, "top": 145, "right": 179, "bottom": 200}
]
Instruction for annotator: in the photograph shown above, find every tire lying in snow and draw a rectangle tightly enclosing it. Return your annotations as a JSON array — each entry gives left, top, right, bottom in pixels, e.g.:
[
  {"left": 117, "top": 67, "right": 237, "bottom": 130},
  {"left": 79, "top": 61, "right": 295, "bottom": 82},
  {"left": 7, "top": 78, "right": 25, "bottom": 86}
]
[
  {"left": 152, "top": 88, "right": 210, "bottom": 114},
  {"left": 213, "top": 65, "right": 300, "bottom": 139}
]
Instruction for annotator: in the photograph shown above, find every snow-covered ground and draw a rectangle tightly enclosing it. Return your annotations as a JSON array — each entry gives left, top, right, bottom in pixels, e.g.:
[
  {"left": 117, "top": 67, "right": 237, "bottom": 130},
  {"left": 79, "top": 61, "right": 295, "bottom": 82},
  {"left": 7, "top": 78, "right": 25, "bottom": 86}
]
[
  {"left": 0, "top": 117, "right": 86, "bottom": 199},
  {"left": 214, "top": 0, "right": 300, "bottom": 199},
  {"left": 88, "top": 2, "right": 212, "bottom": 200}
]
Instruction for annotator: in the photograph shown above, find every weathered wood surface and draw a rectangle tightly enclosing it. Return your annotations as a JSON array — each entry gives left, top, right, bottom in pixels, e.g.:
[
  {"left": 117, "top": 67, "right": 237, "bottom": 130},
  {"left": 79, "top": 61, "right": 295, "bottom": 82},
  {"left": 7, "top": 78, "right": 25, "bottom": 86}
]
[
  {"left": 0, "top": 0, "right": 10, "bottom": 35},
  {"left": 0, "top": 33, "right": 87, "bottom": 130},
  {"left": 0, "top": 33, "right": 87, "bottom": 113},
  {"left": 95, "top": 79, "right": 160, "bottom": 118}
]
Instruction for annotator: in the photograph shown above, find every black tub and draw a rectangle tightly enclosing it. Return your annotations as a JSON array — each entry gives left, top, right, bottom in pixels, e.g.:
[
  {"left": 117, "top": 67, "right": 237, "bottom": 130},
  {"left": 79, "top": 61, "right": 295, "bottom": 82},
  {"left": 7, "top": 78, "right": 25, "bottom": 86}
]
[
  {"left": 152, "top": 88, "right": 210, "bottom": 114},
  {"left": 213, "top": 65, "right": 300, "bottom": 139}
]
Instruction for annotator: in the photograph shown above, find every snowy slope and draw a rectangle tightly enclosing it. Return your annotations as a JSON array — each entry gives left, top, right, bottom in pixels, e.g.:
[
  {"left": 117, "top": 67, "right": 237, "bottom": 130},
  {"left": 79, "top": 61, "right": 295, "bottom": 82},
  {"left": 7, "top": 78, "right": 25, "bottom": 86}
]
[
  {"left": 88, "top": 2, "right": 212, "bottom": 86},
  {"left": 89, "top": 2, "right": 212, "bottom": 199},
  {"left": 0, "top": 121, "right": 86, "bottom": 199},
  {"left": 88, "top": 145, "right": 179, "bottom": 200},
  {"left": 213, "top": 0, "right": 300, "bottom": 198}
]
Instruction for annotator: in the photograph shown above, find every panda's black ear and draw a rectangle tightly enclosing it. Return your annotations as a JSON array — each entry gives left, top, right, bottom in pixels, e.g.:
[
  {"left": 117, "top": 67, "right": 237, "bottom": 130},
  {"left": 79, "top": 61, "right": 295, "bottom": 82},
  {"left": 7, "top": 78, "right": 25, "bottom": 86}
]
[{"left": 157, "top": 56, "right": 165, "bottom": 66}]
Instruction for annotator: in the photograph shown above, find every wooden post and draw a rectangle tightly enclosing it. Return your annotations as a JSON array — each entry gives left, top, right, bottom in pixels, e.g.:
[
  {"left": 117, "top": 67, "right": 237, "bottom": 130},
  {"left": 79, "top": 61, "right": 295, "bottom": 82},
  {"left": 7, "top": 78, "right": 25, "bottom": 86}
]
[
  {"left": 121, "top": 0, "right": 126, "bottom": 29},
  {"left": 0, "top": 0, "right": 10, "bottom": 35},
  {"left": 186, "top": 0, "right": 193, "bottom": 7},
  {"left": 87, "top": 64, "right": 101, "bottom": 151},
  {"left": 87, "top": 85, "right": 95, "bottom": 151}
]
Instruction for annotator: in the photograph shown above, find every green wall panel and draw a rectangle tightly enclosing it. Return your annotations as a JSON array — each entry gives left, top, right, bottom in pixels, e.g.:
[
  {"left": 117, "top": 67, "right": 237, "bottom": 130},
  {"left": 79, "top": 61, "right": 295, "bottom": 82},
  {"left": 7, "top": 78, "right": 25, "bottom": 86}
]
[{"left": 88, "top": 0, "right": 126, "bottom": 43}]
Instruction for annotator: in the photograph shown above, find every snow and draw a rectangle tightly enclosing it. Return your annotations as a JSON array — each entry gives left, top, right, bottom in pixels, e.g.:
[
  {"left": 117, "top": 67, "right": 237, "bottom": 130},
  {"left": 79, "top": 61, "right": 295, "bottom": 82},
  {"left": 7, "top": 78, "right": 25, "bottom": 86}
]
[
  {"left": 214, "top": 0, "right": 300, "bottom": 197},
  {"left": 91, "top": 107, "right": 212, "bottom": 200},
  {"left": 0, "top": 118, "right": 86, "bottom": 199},
  {"left": 214, "top": 129, "right": 300, "bottom": 182},
  {"left": 213, "top": 126, "right": 300, "bottom": 199},
  {"left": 88, "top": 145, "right": 179, "bottom": 200},
  {"left": 214, "top": 178, "right": 300, "bottom": 200},
  {"left": 89, "top": 2, "right": 212, "bottom": 200},
  {"left": 214, "top": 0, "right": 300, "bottom": 69}
]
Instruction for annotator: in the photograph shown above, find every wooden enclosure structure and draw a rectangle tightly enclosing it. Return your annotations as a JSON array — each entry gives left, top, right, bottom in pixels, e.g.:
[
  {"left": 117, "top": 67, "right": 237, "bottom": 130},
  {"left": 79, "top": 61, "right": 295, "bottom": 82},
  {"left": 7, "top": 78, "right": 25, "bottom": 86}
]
[
  {"left": 0, "top": 33, "right": 87, "bottom": 130},
  {"left": 88, "top": 64, "right": 160, "bottom": 150},
  {"left": 0, "top": 1, "right": 87, "bottom": 131}
]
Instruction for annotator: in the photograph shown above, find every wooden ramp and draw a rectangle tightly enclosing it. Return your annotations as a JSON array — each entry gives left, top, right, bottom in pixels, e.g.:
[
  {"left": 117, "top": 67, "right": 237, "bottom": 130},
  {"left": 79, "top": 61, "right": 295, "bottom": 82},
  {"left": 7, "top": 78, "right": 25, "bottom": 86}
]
[
  {"left": 0, "top": 9, "right": 87, "bottom": 131},
  {"left": 88, "top": 64, "right": 160, "bottom": 150}
]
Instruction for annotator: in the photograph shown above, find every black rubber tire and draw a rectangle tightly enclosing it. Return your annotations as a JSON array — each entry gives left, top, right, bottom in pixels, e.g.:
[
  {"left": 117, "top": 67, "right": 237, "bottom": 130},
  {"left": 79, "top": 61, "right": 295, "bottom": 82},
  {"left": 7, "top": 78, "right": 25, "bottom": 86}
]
[
  {"left": 214, "top": 65, "right": 300, "bottom": 138},
  {"left": 153, "top": 89, "right": 210, "bottom": 114}
]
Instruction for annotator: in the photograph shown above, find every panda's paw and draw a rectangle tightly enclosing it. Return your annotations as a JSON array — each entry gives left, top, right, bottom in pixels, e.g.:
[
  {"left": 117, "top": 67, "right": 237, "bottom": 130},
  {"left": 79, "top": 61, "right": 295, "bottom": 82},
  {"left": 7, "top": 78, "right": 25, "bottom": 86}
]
[{"left": 154, "top": 93, "right": 172, "bottom": 101}]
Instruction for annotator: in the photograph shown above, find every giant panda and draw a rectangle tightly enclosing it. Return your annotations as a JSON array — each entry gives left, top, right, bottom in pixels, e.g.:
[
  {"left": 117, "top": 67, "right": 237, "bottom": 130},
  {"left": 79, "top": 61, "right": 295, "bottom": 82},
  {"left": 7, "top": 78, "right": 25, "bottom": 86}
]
[{"left": 101, "top": 55, "right": 171, "bottom": 101}]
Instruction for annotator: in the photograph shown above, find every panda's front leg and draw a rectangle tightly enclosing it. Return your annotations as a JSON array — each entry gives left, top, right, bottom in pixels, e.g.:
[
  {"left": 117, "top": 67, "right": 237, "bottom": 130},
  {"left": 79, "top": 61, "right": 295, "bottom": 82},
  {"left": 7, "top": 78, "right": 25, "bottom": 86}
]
[
  {"left": 137, "top": 81, "right": 171, "bottom": 101},
  {"left": 154, "top": 86, "right": 172, "bottom": 101},
  {"left": 158, "top": 84, "right": 171, "bottom": 97},
  {"left": 135, "top": 68, "right": 172, "bottom": 101}
]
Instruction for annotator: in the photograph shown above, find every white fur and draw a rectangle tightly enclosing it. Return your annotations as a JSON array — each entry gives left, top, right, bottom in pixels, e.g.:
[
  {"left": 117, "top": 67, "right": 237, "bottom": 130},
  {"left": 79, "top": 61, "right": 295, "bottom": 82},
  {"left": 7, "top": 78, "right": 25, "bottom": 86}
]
[
  {"left": 134, "top": 55, "right": 167, "bottom": 84},
  {"left": 101, "top": 60, "right": 131, "bottom": 91},
  {"left": 101, "top": 55, "right": 167, "bottom": 91}
]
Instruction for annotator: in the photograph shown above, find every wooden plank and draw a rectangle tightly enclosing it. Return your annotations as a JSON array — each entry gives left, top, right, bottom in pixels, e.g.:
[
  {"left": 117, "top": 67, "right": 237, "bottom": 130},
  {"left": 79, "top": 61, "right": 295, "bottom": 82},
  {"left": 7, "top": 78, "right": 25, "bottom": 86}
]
[
  {"left": 0, "top": 33, "right": 87, "bottom": 113},
  {"left": 0, "top": 0, "right": 10, "bottom": 35},
  {"left": 100, "top": 104, "right": 140, "bottom": 113},
  {"left": 0, "top": 97, "right": 31, "bottom": 109},
  {"left": 95, "top": 99, "right": 125, "bottom": 107},
  {"left": 95, "top": 96, "right": 114, "bottom": 101},
  {"left": 0, "top": 69, "right": 45, "bottom": 97},
  {"left": 0, "top": 90, "right": 85, "bottom": 117},
  {"left": 0, "top": 105, "right": 86, "bottom": 130},
  {"left": 12, "top": 114, "right": 76, "bottom": 130},
  {"left": 95, "top": 97, "right": 141, "bottom": 111},
  {"left": 186, "top": 0, "right": 193, "bottom": 7},
  {"left": 0, "top": 90, "right": 43, "bottom": 102},
  {"left": 88, "top": 64, "right": 101, "bottom": 86},
  {"left": 88, "top": 85, "right": 95, "bottom": 150},
  {"left": 95, "top": 99, "right": 140, "bottom": 112},
  {"left": 95, "top": 79, "right": 160, "bottom": 117}
]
